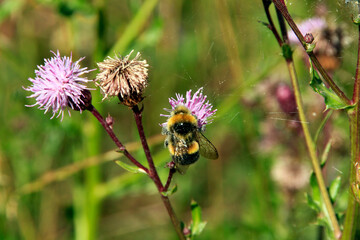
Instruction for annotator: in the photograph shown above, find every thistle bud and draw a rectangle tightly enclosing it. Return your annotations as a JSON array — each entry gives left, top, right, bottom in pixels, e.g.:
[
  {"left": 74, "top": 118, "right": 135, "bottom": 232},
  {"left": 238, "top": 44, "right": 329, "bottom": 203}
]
[
  {"left": 304, "top": 33, "right": 314, "bottom": 44},
  {"left": 106, "top": 114, "right": 114, "bottom": 129}
]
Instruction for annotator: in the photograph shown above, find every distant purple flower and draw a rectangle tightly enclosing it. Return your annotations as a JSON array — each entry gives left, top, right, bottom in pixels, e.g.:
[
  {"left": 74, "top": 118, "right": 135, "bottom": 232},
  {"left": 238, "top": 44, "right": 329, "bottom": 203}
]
[
  {"left": 288, "top": 17, "right": 327, "bottom": 45},
  {"left": 24, "top": 51, "right": 93, "bottom": 120},
  {"left": 161, "top": 87, "right": 217, "bottom": 130}
]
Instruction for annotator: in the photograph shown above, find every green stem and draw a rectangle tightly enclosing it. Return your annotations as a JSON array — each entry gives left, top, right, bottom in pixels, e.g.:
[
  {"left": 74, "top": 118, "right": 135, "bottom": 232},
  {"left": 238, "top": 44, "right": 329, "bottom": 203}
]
[
  {"left": 286, "top": 60, "right": 342, "bottom": 239},
  {"left": 342, "top": 4, "right": 360, "bottom": 237},
  {"left": 342, "top": 106, "right": 360, "bottom": 240}
]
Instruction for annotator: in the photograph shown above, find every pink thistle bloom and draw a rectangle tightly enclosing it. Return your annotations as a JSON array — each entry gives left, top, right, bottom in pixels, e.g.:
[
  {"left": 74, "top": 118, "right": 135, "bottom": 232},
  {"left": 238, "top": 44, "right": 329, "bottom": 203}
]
[
  {"left": 288, "top": 17, "right": 327, "bottom": 45},
  {"left": 161, "top": 87, "right": 217, "bottom": 131},
  {"left": 24, "top": 51, "right": 94, "bottom": 120}
]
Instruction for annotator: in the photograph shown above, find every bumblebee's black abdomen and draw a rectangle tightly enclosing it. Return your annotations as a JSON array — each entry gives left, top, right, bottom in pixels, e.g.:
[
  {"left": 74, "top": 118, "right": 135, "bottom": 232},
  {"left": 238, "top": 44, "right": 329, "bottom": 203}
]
[
  {"left": 174, "top": 151, "right": 200, "bottom": 165},
  {"left": 172, "top": 122, "right": 195, "bottom": 135}
]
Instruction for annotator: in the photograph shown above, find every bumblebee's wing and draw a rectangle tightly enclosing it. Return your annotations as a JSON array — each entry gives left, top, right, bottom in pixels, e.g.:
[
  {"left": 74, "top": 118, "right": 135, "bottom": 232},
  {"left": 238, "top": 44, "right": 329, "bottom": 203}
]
[
  {"left": 196, "top": 131, "right": 219, "bottom": 159},
  {"left": 175, "top": 164, "right": 189, "bottom": 175}
]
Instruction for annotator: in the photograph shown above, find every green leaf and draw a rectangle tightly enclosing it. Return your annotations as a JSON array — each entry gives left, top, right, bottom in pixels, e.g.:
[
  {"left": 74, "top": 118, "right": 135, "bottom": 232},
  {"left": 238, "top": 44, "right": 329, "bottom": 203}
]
[
  {"left": 310, "top": 173, "right": 321, "bottom": 206},
  {"left": 309, "top": 62, "right": 351, "bottom": 110},
  {"left": 329, "top": 176, "right": 341, "bottom": 202},
  {"left": 320, "top": 139, "right": 332, "bottom": 168},
  {"left": 115, "top": 160, "right": 146, "bottom": 174},
  {"left": 306, "top": 193, "right": 321, "bottom": 212},
  {"left": 161, "top": 184, "right": 178, "bottom": 197},
  {"left": 190, "top": 200, "right": 207, "bottom": 236}
]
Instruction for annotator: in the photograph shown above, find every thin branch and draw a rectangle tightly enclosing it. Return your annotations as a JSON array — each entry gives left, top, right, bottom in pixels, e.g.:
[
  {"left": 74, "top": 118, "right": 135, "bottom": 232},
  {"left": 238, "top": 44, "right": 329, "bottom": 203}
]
[
  {"left": 88, "top": 105, "right": 148, "bottom": 173},
  {"left": 131, "top": 105, "right": 185, "bottom": 240},
  {"left": 164, "top": 168, "right": 176, "bottom": 192},
  {"left": 132, "top": 105, "right": 164, "bottom": 190},
  {"left": 262, "top": 0, "right": 283, "bottom": 46},
  {"left": 286, "top": 60, "right": 342, "bottom": 239},
  {"left": 353, "top": 7, "right": 360, "bottom": 102}
]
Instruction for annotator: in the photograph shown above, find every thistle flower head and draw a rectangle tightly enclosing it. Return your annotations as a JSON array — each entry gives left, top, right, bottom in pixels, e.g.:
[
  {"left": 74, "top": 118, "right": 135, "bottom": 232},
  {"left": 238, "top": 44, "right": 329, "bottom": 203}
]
[
  {"left": 288, "top": 17, "right": 327, "bottom": 45},
  {"left": 161, "top": 87, "right": 217, "bottom": 131},
  {"left": 24, "top": 50, "right": 94, "bottom": 120},
  {"left": 95, "top": 50, "right": 149, "bottom": 107}
]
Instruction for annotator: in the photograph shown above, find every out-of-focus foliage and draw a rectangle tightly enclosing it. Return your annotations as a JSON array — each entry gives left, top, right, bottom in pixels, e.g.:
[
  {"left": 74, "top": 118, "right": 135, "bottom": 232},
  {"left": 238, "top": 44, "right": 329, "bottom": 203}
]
[{"left": 0, "top": 0, "right": 355, "bottom": 239}]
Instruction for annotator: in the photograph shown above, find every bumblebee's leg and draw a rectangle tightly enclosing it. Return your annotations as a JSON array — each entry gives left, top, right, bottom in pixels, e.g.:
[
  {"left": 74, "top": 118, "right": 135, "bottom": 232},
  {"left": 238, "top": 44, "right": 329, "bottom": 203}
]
[
  {"left": 161, "top": 127, "right": 169, "bottom": 135},
  {"left": 164, "top": 138, "right": 169, "bottom": 148}
]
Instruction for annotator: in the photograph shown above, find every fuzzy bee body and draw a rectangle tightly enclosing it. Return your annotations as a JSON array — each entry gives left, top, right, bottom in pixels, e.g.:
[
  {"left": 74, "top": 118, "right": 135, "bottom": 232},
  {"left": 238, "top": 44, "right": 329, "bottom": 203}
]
[{"left": 163, "top": 105, "right": 218, "bottom": 171}]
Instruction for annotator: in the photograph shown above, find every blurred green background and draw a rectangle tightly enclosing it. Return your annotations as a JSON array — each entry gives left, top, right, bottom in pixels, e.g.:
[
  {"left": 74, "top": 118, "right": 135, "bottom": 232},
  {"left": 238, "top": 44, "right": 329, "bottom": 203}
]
[{"left": 0, "top": 0, "right": 358, "bottom": 239}]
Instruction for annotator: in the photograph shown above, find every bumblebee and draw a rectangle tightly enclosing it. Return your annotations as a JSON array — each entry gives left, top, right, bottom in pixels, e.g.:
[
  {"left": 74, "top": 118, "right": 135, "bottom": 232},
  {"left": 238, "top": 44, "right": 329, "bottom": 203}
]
[{"left": 162, "top": 105, "right": 218, "bottom": 172}]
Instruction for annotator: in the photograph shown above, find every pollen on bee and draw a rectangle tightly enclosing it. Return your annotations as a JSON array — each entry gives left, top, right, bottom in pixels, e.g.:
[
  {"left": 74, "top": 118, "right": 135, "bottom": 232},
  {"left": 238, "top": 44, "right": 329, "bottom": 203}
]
[
  {"left": 168, "top": 144, "right": 175, "bottom": 155},
  {"left": 187, "top": 141, "right": 199, "bottom": 155}
]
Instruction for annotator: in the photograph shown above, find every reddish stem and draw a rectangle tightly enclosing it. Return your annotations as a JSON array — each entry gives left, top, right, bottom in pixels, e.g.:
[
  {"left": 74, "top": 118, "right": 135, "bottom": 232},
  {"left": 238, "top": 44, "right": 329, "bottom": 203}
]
[
  {"left": 88, "top": 105, "right": 148, "bottom": 173},
  {"left": 353, "top": 24, "right": 360, "bottom": 103},
  {"left": 132, "top": 105, "right": 164, "bottom": 191},
  {"left": 164, "top": 168, "right": 176, "bottom": 192}
]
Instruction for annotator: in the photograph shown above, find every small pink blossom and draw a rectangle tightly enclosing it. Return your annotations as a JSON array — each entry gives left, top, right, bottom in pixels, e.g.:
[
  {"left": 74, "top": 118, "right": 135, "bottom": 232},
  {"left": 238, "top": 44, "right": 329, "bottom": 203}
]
[
  {"left": 24, "top": 51, "right": 94, "bottom": 120},
  {"left": 161, "top": 87, "right": 217, "bottom": 130}
]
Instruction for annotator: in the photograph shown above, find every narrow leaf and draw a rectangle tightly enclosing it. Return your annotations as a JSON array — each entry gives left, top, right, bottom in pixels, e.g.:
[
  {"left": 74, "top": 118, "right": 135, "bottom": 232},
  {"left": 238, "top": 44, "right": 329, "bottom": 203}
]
[
  {"left": 161, "top": 184, "right": 178, "bottom": 197},
  {"left": 115, "top": 160, "right": 145, "bottom": 174},
  {"left": 310, "top": 173, "right": 321, "bottom": 206},
  {"left": 320, "top": 139, "right": 332, "bottom": 168},
  {"left": 329, "top": 176, "right": 341, "bottom": 202},
  {"left": 306, "top": 193, "right": 321, "bottom": 212}
]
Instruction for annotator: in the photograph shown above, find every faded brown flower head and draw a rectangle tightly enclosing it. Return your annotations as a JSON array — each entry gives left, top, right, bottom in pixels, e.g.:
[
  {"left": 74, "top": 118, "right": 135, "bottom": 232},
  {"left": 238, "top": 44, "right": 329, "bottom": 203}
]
[{"left": 95, "top": 50, "right": 149, "bottom": 107}]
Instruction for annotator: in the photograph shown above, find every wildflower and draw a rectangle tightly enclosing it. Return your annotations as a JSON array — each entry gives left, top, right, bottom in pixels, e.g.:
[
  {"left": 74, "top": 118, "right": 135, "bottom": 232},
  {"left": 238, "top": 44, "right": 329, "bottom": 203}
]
[
  {"left": 161, "top": 88, "right": 217, "bottom": 131},
  {"left": 95, "top": 50, "right": 149, "bottom": 107},
  {"left": 24, "top": 51, "right": 93, "bottom": 120}
]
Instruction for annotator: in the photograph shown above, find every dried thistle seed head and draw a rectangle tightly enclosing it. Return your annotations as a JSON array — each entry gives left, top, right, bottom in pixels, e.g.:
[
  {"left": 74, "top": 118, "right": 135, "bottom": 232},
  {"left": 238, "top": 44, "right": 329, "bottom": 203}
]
[{"left": 95, "top": 50, "right": 149, "bottom": 106}]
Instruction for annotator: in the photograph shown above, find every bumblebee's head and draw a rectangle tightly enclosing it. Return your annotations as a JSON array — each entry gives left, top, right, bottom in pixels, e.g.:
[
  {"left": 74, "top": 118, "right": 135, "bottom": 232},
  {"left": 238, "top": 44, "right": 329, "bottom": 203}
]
[
  {"left": 167, "top": 105, "right": 198, "bottom": 134},
  {"left": 171, "top": 105, "right": 192, "bottom": 116}
]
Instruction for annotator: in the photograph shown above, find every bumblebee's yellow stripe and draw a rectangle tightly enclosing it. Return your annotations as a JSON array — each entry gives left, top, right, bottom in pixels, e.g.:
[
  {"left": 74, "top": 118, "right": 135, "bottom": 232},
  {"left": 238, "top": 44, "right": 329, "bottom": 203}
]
[
  {"left": 168, "top": 144, "right": 175, "bottom": 155},
  {"left": 188, "top": 141, "right": 199, "bottom": 155},
  {"left": 167, "top": 114, "right": 197, "bottom": 130}
]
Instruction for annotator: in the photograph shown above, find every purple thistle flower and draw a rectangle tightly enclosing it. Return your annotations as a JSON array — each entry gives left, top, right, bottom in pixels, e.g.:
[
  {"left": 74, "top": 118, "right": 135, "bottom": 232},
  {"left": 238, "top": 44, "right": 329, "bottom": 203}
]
[
  {"left": 161, "top": 87, "right": 217, "bottom": 131},
  {"left": 24, "top": 50, "right": 94, "bottom": 120}
]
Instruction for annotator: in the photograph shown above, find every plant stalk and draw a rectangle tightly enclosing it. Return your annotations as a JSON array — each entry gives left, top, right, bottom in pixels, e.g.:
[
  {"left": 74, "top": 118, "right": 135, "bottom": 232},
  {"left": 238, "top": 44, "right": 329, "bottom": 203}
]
[
  {"left": 286, "top": 60, "right": 342, "bottom": 239},
  {"left": 88, "top": 105, "right": 148, "bottom": 173},
  {"left": 131, "top": 105, "right": 185, "bottom": 240},
  {"left": 342, "top": 5, "right": 360, "bottom": 237},
  {"left": 161, "top": 195, "right": 185, "bottom": 240},
  {"left": 132, "top": 105, "right": 164, "bottom": 190},
  {"left": 342, "top": 108, "right": 359, "bottom": 239}
]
